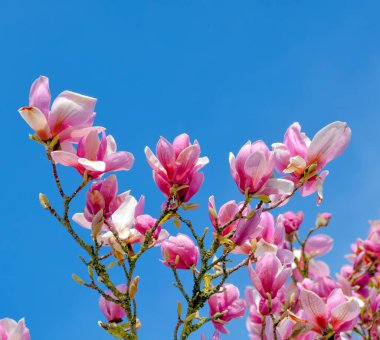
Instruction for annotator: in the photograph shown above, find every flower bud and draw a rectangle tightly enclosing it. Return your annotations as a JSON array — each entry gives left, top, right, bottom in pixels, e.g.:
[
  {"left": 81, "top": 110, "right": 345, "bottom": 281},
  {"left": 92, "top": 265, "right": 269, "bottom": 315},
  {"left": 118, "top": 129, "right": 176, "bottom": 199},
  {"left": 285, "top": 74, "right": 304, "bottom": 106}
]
[
  {"left": 281, "top": 211, "right": 304, "bottom": 233},
  {"left": 316, "top": 212, "right": 332, "bottom": 228},
  {"left": 38, "top": 193, "right": 50, "bottom": 209}
]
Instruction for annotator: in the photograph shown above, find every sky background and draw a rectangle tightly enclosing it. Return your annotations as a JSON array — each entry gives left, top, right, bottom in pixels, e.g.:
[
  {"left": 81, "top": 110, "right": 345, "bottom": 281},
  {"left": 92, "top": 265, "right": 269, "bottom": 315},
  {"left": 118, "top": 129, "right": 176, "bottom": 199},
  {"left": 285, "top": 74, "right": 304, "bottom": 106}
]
[{"left": 1, "top": 1, "right": 380, "bottom": 339}]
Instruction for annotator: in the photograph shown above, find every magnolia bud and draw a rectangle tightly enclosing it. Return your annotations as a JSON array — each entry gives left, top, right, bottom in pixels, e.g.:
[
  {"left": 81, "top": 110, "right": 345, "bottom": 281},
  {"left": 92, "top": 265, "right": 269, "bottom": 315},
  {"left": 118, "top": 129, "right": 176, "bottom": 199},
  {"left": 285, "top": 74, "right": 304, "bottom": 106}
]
[{"left": 38, "top": 193, "right": 50, "bottom": 209}]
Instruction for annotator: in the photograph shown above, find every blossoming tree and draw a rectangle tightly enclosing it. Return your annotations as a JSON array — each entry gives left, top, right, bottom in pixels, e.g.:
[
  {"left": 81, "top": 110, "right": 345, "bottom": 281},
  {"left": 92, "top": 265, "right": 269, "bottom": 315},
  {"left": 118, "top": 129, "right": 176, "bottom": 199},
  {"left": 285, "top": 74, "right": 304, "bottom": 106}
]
[{"left": 9, "top": 76, "right": 379, "bottom": 339}]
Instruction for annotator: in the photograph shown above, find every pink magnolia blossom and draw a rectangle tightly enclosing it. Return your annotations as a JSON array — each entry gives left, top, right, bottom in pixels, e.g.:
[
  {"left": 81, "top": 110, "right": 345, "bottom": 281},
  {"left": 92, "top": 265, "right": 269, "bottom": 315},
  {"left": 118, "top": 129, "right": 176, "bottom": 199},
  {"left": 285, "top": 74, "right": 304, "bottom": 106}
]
[
  {"left": 208, "top": 196, "right": 262, "bottom": 246},
  {"left": 19, "top": 76, "right": 99, "bottom": 143},
  {"left": 145, "top": 133, "right": 209, "bottom": 202},
  {"left": 248, "top": 253, "right": 292, "bottom": 299},
  {"left": 135, "top": 214, "right": 161, "bottom": 239},
  {"left": 229, "top": 140, "right": 294, "bottom": 197},
  {"left": 72, "top": 174, "right": 131, "bottom": 229},
  {"left": 51, "top": 130, "right": 134, "bottom": 179},
  {"left": 280, "top": 211, "right": 304, "bottom": 234},
  {"left": 208, "top": 283, "right": 246, "bottom": 334},
  {"left": 363, "top": 220, "right": 380, "bottom": 256},
  {"left": 161, "top": 233, "right": 199, "bottom": 269},
  {"left": 99, "top": 284, "right": 127, "bottom": 322},
  {"left": 0, "top": 318, "right": 30, "bottom": 340},
  {"left": 299, "top": 288, "right": 360, "bottom": 335},
  {"left": 272, "top": 121, "right": 351, "bottom": 203}
]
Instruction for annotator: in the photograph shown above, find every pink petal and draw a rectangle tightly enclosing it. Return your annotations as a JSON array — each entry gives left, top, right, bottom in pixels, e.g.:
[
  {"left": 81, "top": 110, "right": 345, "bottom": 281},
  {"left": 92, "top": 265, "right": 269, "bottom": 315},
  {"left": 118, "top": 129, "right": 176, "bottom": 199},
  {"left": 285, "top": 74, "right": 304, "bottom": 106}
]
[
  {"left": 29, "top": 76, "right": 51, "bottom": 117},
  {"left": 300, "top": 289, "right": 328, "bottom": 330},
  {"left": 172, "top": 133, "right": 190, "bottom": 158},
  {"left": 19, "top": 106, "right": 51, "bottom": 140},
  {"left": 78, "top": 158, "right": 106, "bottom": 172},
  {"left": 305, "top": 234, "right": 333, "bottom": 258},
  {"left": 105, "top": 151, "right": 135, "bottom": 172},
  {"left": 157, "top": 137, "right": 175, "bottom": 177},
  {"left": 145, "top": 146, "right": 166, "bottom": 173},
  {"left": 183, "top": 172, "right": 204, "bottom": 202},
  {"left": 306, "top": 121, "right": 351, "bottom": 169},
  {"left": 174, "top": 145, "right": 200, "bottom": 182},
  {"left": 49, "top": 90, "right": 97, "bottom": 135},
  {"left": 284, "top": 122, "right": 308, "bottom": 158},
  {"left": 248, "top": 262, "right": 266, "bottom": 297},
  {"left": 330, "top": 300, "right": 360, "bottom": 331},
  {"left": 51, "top": 150, "right": 79, "bottom": 167},
  {"left": 272, "top": 143, "right": 291, "bottom": 174}
]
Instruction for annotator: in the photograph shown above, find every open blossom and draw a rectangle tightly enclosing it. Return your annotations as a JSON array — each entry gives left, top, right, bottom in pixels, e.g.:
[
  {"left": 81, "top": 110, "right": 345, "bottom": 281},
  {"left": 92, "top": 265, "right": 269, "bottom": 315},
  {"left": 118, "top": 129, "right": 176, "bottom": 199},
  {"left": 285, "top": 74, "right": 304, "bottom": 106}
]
[
  {"left": 99, "top": 284, "right": 127, "bottom": 322},
  {"left": 72, "top": 175, "right": 130, "bottom": 229},
  {"left": 208, "top": 284, "right": 246, "bottom": 334},
  {"left": 272, "top": 121, "right": 351, "bottom": 203},
  {"left": 208, "top": 196, "right": 262, "bottom": 246},
  {"left": 304, "top": 234, "right": 333, "bottom": 258},
  {"left": 0, "top": 318, "right": 30, "bottom": 340},
  {"left": 248, "top": 253, "right": 292, "bottom": 299},
  {"left": 299, "top": 288, "right": 360, "bottom": 335},
  {"left": 229, "top": 140, "right": 294, "bottom": 197},
  {"left": 51, "top": 130, "right": 134, "bottom": 179},
  {"left": 161, "top": 233, "right": 199, "bottom": 269},
  {"left": 19, "top": 76, "right": 99, "bottom": 143},
  {"left": 145, "top": 133, "right": 209, "bottom": 202}
]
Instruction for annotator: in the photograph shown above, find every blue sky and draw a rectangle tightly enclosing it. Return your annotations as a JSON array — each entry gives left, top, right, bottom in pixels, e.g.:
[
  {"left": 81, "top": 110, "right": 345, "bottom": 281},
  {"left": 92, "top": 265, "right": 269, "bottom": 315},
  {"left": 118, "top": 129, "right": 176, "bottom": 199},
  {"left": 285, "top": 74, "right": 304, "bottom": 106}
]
[{"left": 1, "top": 1, "right": 380, "bottom": 339}]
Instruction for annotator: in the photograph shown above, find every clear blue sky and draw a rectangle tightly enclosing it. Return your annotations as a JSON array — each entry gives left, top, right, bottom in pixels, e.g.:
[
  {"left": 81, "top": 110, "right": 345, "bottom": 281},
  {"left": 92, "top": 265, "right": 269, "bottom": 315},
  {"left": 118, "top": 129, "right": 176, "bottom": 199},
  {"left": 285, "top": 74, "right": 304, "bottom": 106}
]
[{"left": 1, "top": 1, "right": 380, "bottom": 339}]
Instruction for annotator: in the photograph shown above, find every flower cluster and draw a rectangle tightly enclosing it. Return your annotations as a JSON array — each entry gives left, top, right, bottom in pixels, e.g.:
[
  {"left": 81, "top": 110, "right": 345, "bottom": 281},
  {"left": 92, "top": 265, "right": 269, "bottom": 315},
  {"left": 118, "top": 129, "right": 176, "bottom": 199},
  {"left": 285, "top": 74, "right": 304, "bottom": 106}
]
[{"left": 20, "top": 76, "right": 379, "bottom": 340}]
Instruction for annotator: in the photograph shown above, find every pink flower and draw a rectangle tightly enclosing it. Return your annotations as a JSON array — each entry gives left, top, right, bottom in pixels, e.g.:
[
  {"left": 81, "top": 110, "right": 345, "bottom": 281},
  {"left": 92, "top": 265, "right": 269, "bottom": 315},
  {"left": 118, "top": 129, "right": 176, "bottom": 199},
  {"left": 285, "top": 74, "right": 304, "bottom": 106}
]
[
  {"left": 363, "top": 220, "right": 380, "bottom": 256},
  {"left": 161, "top": 233, "right": 199, "bottom": 269},
  {"left": 135, "top": 214, "right": 161, "bottom": 239},
  {"left": 208, "top": 283, "right": 246, "bottom": 334},
  {"left": 299, "top": 288, "right": 360, "bottom": 334},
  {"left": 19, "top": 76, "right": 99, "bottom": 143},
  {"left": 272, "top": 121, "right": 351, "bottom": 203},
  {"left": 229, "top": 140, "right": 294, "bottom": 197},
  {"left": 145, "top": 134, "right": 209, "bottom": 202},
  {"left": 208, "top": 196, "right": 262, "bottom": 246},
  {"left": 280, "top": 211, "right": 304, "bottom": 233},
  {"left": 99, "top": 284, "right": 127, "bottom": 322},
  {"left": 72, "top": 175, "right": 131, "bottom": 229},
  {"left": 248, "top": 253, "right": 292, "bottom": 299},
  {"left": 51, "top": 130, "right": 134, "bottom": 179},
  {"left": 0, "top": 318, "right": 30, "bottom": 340}
]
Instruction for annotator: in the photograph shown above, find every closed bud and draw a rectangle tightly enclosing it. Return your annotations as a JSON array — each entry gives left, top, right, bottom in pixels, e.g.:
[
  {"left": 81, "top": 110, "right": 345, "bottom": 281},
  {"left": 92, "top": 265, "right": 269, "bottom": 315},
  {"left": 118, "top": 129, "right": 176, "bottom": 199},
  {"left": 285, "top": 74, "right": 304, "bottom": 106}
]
[
  {"left": 72, "top": 274, "right": 85, "bottom": 285},
  {"left": 91, "top": 209, "right": 104, "bottom": 238},
  {"left": 38, "top": 193, "right": 50, "bottom": 209},
  {"left": 316, "top": 212, "right": 332, "bottom": 228},
  {"left": 129, "top": 276, "right": 139, "bottom": 299}
]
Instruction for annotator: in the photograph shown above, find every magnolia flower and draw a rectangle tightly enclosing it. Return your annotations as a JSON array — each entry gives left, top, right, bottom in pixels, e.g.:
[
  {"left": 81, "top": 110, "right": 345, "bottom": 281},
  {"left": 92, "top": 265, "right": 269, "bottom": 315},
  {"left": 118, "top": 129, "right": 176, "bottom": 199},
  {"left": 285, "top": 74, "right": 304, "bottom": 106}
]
[
  {"left": 299, "top": 288, "right": 360, "bottom": 335},
  {"left": 145, "top": 133, "right": 209, "bottom": 202},
  {"left": 279, "top": 211, "right": 304, "bottom": 234},
  {"left": 229, "top": 140, "right": 294, "bottom": 197},
  {"left": 208, "top": 196, "right": 262, "bottom": 246},
  {"left": 51, "top": 130, "right": 134, "bottom": 179},
  {"left": 99, "top": 284, "right": 127, "bottom": 322},
  {"left": 208, "top": 284, "right": 246, "bottom": 334},
  {"left": 19, "top": 75, "right": 98, "bottom": 143},
  {"left": 72, "top": 175, "right": 130, "bottom": 229},
  {"left": 0, "top": 318, "right": 30, "bottom": 340},
  {"left": 161, "top": 233, "right": 199, "bottom": 269},
  {"left": 272, "top": 121, "right": 351, "bottom": 204},
  {"left": 248, "top": 253, "right": 292, "bottom": 299}
]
